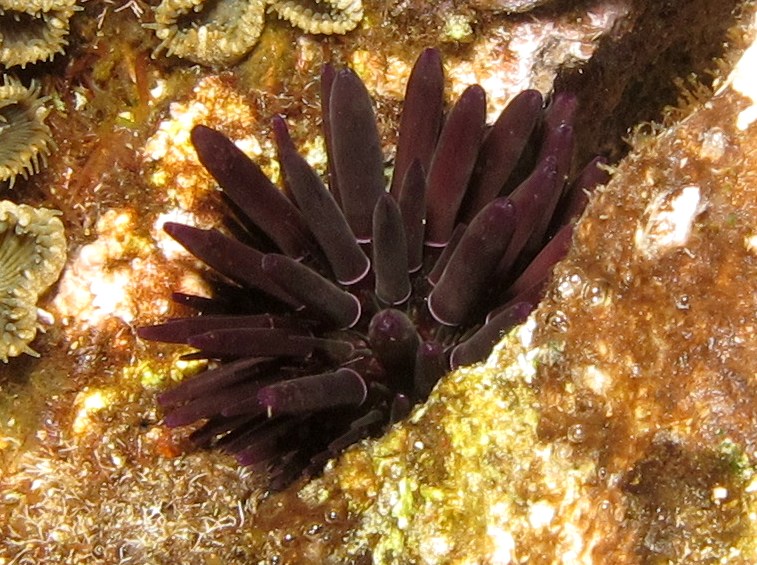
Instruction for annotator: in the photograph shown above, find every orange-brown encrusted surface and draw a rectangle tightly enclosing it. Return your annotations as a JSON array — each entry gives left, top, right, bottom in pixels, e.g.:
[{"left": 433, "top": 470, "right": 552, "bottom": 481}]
[{"left": 247, "top": 15, "right": 757, "bottom": 562}]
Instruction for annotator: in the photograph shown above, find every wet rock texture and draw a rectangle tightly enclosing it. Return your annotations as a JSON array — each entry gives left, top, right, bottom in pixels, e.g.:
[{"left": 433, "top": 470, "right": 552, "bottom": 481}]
[
  {"left": 536, "top": 39, "right": 757, "bottom": 560},
  {"left": 251, "top": 11, "right": 757, "bottom": 565}
]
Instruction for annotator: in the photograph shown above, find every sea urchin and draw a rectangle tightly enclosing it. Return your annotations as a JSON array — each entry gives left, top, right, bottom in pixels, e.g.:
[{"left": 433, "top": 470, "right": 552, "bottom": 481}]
[{"left": 139, "top": 48, "right": 608, "bottom": 489}]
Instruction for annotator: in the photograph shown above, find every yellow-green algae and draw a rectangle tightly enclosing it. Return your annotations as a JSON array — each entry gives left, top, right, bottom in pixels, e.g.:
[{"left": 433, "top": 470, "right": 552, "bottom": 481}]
[{"left": 339, "top": 327, "right": 551, "bottom": 563}]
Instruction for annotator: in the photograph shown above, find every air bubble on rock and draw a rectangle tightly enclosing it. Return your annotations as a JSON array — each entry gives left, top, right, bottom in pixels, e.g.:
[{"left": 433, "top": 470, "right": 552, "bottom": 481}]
[
  {"left": 554, "top": 271, "right": 584, "bottom": 300},
  {"left": 582, "top": 279, "right": 609, "bottom": 306},
  {"left": 567, "top": 424, "right": 586, "bottom": 443},
  {"left": 675, "top": 294, "right": 690, "bottom": 310},
  {"left": 325, "top": 509, "right": 341, "bottom": 522},
  {"left": 306, "top": 523, "right": 323, "bottom": 536},
  {"left": 545, "top": 310, "right": 570, "bottom": 332}
]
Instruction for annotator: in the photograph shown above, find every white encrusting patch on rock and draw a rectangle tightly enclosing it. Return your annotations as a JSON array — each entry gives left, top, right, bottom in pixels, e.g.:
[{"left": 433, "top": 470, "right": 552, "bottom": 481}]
[{"left": 634, "top": 184, "right": 703, "bottom": 260}]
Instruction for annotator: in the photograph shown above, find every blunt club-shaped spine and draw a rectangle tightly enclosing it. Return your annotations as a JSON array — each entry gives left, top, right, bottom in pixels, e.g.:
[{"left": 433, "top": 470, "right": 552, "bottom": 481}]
[{"left": 139, "top": 48, "right": 608, "bottom": 489}]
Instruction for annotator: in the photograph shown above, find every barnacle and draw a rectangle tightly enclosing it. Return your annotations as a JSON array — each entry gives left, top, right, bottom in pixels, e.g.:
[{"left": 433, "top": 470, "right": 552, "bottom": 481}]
[
  {"left": 151, "top": 0, "right": 363, "bottom": 67},
  {"left": 269, "top": 0, "right": 364, "bottom": 35},
  {"left": 0, "top": 0, "right": 78, "bottom": 68},
  {"left": 0, "top": 76, "right": 54, "bottom": 187},
  {"left": 0, "top": 200, "right": 66, "bottom": 361},
  {"left": 151, "top": 0, "right": 267, "bottom": 67}
]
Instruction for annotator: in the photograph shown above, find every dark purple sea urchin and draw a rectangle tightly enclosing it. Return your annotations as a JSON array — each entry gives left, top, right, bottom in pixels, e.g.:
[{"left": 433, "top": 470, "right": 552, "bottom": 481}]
[{"left": 139, "top": 48, "right": 608, "bottom": 489}]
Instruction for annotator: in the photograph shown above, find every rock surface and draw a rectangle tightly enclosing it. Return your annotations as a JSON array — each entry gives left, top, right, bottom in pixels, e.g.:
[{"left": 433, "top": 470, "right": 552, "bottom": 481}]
[{"left": 250, "top": 7, "right": 757, "bottom": 563}]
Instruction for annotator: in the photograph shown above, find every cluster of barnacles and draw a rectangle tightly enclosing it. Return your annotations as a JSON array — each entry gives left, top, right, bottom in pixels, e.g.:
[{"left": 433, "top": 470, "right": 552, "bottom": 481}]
[
  {"left": 0, "top": 0, "right": 78, "bottom": 69},
  {"left": 0, "top": 0, "right": 74, "bottom": 359},
  {"left": 0, "top": 436, "right": 260, "bottom": 562},
  {"left": 0, "top": 0, "right": 81, "bottom": 186},
  {"left": 151, "top": 0, "right": 364, "bottom": 66}
]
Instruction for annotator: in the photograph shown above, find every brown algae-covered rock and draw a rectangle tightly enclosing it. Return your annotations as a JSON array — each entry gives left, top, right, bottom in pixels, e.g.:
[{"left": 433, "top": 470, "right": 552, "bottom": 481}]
[
  {"left": 535, "top": 27, "right": 757, "bottom": 561},
  {"left": 250, "top": 17, "right": 757, "bottom": 564}
]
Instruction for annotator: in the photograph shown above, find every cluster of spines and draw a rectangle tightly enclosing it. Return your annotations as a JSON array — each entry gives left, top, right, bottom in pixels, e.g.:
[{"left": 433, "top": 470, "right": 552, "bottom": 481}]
[{"left": 139, "top": 48, "right": 608, "bottom": 488}]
